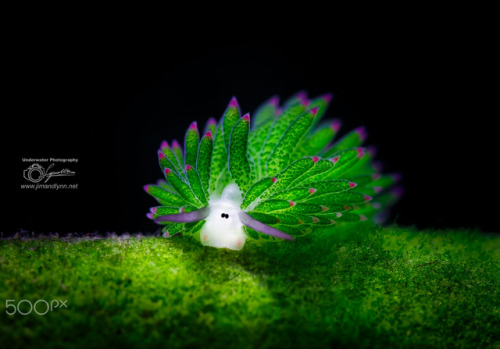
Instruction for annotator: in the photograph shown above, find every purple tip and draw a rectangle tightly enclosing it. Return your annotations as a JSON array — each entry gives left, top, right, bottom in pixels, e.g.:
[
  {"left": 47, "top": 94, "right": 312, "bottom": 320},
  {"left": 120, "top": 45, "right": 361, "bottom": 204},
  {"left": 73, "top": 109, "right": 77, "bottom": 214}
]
[
  {"left": 296, "top": 90, "right": 308, "bottom": 101},
  {"left": 161, "top": 140, "right": 169, "bottom": 149},
  {"left": 364, "top": 195, "right": 373, "bottom": 202},
  {"left": 321, "top": 92, "right": 334, "bottom": 104},
  {"left": 156, "top": 179, "right": 167, "bottom": 186},
  {"left": 205, "top": 130, "right": 212, "bottom": 138},
  {"left": 367, "top": 146, "right": 377, "bottom": 157},
  {"left": 392, "top": 186, "right": 404, "bottom": 198},
  {"left": 146, "top": 212, "right": 154, "bottom": 220},
  {"left": 185, "top": 164, "right": 193, "bottom": 171},
  {"left": 392, "top": 173, "right": 402, "bottom": 182},
  {"left": 150, "top": 207, "right": 158, "bottom": 214},
  {"left": 301, "top": 98, "right": 310, "bottom": 108},
  {"left": 242, "top": 113, "right": 250, "bottom": 122},
  {"left": 172, "top": 139, "right": 181, "bottom": 149},
  {"left": 269, "top": 95, "right": 279, "bottom": 107},
  {"left": 332, "top": 156, "right": 340, "bottom": 164},
  {"left": 164, "top": 168, "right": 172, "bottom": 175},
  {"left": 207, "top": 117, "right": 217, "bottom": 125},
  {"left": 189, "top": 121, "right": 198, "bottom": 130},
  {"left": 275, "top": 108, "right": 283, "bottom": 116},
  {"left": 310, "top": 106, "right": 319, "bottom": 116},
  {"left": 312, "top": 156, "right": 320, "bottom": 163},
  {"left": 349, "top": 182, "right": 357, "bottom": 188},
  {"left": 357, "top": 148, "right": 365, "bottom": 158},
  {"left": 143, "top": 185, "right": 150, "bottom": 193},
  {"left": 228, "top": 96, "right": 239, "bottom": 108},
  {"left": 355, "top": 126, "right": 367, "bottom": 142},
  {"left": 158, "top": 150, "right": 165, "bottom": 159},
  {"left": 331, "top": 119, "right": 342, "bottom": 132}
]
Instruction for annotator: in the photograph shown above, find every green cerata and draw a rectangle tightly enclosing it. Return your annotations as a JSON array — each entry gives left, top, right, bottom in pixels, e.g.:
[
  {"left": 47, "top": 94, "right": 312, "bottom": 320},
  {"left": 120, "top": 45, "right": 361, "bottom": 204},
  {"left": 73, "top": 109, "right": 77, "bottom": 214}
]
[{"left": 144, "top": 91, "right": 401, "bottom": 250}]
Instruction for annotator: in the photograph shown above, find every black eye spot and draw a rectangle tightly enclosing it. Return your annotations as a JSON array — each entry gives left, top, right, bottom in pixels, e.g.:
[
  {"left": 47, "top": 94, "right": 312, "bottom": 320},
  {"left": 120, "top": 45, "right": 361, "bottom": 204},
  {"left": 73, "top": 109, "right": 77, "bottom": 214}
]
[
  {"left": 221, "top": 213, "right": 229, "bottom": 219},
  {"left": 225, "top": 214, "right": 229, "bottom": 219}
]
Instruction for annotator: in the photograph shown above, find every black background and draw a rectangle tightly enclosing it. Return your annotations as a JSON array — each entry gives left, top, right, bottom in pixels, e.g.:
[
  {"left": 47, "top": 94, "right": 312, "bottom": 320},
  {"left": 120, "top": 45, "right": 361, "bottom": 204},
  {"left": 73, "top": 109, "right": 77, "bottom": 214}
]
[{"left": 3, "top": 28, "right": 497, "bottom": 235}]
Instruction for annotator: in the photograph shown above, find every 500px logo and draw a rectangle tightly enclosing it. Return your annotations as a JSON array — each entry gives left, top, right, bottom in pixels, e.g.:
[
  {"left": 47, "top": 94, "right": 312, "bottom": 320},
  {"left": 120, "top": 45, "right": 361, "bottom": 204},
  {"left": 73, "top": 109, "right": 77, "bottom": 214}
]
[
  {"left": 5, "top": 299, "right": 68, "bottom": 316},
  {"left": 23, "top": 163, "right": 75, "bottom": 183}
]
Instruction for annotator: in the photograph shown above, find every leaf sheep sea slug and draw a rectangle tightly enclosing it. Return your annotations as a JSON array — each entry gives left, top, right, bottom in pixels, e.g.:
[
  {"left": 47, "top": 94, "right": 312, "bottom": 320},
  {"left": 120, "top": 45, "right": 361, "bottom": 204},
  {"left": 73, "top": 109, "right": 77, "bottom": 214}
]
[{"left": 144, "top": 91, "right": 401, "bottom": 250}]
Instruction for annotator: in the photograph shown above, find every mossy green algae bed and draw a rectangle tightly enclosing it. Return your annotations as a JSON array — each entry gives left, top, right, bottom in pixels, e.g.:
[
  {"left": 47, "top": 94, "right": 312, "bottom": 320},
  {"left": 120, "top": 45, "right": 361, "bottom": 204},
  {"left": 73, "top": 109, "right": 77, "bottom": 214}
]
[{"left": 1, "top": 223, "right": 499, "bottom": 348}]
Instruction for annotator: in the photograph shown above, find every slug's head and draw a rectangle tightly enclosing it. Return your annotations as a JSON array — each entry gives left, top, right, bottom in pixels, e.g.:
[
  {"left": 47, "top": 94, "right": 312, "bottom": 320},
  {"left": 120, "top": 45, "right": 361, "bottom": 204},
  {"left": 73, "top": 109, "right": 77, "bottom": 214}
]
[
  {"left": 152, "top": 182, "right": 294, "bottom": 251},
  {"left": 199, "top": 183, "right": 246, "bottom": 250}
]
